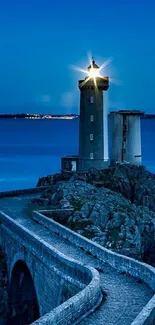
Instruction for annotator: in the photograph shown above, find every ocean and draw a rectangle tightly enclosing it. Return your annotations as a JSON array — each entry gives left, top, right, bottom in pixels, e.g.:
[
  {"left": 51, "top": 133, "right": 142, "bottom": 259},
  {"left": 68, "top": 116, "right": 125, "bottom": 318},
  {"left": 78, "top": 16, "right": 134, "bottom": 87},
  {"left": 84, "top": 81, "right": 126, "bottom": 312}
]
[{"left": 0, "top": 118, "right": 154, "bottom": 192}]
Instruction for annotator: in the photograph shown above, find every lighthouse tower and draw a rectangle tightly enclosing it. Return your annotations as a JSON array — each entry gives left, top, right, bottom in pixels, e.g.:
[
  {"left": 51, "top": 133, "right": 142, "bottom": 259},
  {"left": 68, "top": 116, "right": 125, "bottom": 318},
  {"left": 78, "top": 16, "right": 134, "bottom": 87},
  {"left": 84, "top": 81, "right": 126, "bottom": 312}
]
[{"left": 78, "top": 59, "right": 109, "bottom": 171}]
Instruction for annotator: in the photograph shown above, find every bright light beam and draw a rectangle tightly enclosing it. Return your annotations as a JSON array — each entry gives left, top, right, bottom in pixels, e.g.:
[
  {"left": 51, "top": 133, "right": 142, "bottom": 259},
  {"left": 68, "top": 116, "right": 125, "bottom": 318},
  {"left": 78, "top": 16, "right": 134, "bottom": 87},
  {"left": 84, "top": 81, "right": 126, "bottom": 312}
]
[
  {"left": 79, "top": 76, "right": 91, "bottom": 88},
  {"left": 93, "top": 76, "right": 99, "bottom": 94},
  {"left": 71, "top": 56, "right": 113, "bottom": 79},
  {"left": 70, "top": 55, "right": 118, "bottom": 89},
  {"left": 109, "top": 78, "right": 123, "bottom": 86},
  {"left": 99, "top": 56, "right": 114, "bottom": 72},
  {"left": 88, "top": 51, "right": 93, "bottom": 66},
  {"left": 69, "top": 65, "right": 88, "bottom": 74}
]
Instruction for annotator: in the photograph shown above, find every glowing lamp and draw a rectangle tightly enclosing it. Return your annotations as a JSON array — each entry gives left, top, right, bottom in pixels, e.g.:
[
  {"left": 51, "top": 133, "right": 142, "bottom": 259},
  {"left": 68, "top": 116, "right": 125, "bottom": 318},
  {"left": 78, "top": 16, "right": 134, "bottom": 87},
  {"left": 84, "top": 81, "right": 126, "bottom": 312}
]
[{"left": 88, "top": 59, "right": 100, "bottom": 78}]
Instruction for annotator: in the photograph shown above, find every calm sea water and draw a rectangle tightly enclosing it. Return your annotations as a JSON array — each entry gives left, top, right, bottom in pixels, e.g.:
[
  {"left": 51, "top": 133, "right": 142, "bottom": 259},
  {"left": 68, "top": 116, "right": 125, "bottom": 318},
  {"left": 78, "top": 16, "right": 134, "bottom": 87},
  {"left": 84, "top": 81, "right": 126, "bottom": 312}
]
[{"left": 0, "top": 118, "right": 154, "bottom": 191}]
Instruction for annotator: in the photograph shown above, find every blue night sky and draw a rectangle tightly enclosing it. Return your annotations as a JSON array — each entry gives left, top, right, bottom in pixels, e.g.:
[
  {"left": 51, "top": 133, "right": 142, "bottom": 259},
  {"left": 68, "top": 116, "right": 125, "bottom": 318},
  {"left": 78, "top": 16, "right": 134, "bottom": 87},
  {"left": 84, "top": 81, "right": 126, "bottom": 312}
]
[{"left": 0, "top": 0, "right": 154, "bottom": 114}]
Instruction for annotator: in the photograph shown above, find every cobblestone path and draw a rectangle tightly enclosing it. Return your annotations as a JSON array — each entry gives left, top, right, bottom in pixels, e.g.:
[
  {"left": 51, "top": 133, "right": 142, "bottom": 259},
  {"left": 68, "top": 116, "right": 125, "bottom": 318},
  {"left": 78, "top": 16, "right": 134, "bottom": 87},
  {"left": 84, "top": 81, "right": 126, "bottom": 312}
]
[{"left": 0, "top": 195, "right": 154, "bottom": 325}]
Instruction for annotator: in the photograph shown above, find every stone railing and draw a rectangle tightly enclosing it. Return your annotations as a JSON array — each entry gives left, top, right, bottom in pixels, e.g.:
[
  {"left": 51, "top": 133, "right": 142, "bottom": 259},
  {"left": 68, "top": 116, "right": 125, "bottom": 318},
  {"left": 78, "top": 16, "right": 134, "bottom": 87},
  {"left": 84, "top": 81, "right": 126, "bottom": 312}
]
[
  {"left": 33, "top": 210, "right": 155, "bottom": 325},
  {"left": 0, "top": 186, "right": 48, "bottom": 198},
  {"left": 0, "top": 210, "right": 102, "bottom": 325}
]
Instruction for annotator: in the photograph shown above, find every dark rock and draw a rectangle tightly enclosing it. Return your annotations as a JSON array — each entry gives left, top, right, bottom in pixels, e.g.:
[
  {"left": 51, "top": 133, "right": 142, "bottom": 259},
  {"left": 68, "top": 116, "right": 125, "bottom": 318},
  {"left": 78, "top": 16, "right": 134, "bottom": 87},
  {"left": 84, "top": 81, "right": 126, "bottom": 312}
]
[
  {"left": 36, "top": 173, "right": 66, "bottom": 187},
  {"left": 97, "top": 164, "right": 155, "bottom": 211},
  {"left": 51, "top": 189, "right": 64, "bottom": 203},
  {"left": 35, "top": 164, "right": 155, "bottom": 266}
]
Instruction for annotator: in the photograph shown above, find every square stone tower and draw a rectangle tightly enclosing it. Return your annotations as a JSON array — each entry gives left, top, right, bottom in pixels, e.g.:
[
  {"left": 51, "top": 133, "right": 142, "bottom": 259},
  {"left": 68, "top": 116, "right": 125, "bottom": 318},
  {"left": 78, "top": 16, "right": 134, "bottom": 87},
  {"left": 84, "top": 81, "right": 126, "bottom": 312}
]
[{"left": 78, "top": 60, "right": 109, "bottom": 171}]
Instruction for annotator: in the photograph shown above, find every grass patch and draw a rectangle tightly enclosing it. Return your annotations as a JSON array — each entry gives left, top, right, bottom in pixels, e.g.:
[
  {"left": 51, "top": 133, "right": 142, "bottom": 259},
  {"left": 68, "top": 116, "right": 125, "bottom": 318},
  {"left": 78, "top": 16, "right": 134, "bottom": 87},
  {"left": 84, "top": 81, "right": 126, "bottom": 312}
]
[
  {"left": 69, "top": 197, "right": 84, "bottom": 211},
  {"left": 68, "top": 219, "right": 94, "bottom": 232}
]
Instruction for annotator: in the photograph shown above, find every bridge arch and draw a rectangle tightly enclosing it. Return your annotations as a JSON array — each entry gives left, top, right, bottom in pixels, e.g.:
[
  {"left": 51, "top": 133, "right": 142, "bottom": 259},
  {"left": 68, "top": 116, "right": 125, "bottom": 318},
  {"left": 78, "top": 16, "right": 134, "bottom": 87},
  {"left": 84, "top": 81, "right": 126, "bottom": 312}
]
[
  {"left": 8, "top": 260, "right": 40, "bottom": 325},
  {"left": 0, "top": 246, "right": 9, "bottom": 324}
]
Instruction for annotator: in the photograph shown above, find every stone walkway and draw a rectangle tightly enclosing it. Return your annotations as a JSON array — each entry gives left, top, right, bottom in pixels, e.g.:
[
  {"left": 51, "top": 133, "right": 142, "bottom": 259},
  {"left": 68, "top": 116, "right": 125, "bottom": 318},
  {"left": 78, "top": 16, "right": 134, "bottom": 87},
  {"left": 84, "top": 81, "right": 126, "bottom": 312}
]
[{"left": 0, "top": 195, "right": 154, "bottom": 325}]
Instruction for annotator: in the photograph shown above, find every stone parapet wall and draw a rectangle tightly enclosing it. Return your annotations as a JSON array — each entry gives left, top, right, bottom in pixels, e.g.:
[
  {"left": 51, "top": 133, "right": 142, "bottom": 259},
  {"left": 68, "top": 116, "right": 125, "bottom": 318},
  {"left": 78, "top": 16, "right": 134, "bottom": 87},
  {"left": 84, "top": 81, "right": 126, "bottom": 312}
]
[
  {"left": 131, "top": 295, "right": 155, "bottom": 325},
  {"left": 0, "top": 210, "right": 102, "bottom": 325},
  {"left": 33, "top": 210, "right": 155, "bottom": 325},
  {"left": 32, "top": 270, "right": 102, "bottom": 325},
  {"left": 0, "top": 186, "right": 48, "bottom": 198}
]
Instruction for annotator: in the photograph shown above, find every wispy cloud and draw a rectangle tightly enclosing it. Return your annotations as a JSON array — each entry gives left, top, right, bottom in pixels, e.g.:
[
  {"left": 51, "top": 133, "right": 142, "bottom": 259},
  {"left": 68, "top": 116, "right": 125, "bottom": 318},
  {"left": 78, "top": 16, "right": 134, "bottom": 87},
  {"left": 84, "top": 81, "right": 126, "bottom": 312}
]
[{"left": 60, "top": 90, "right": 79, "bottom": 113}]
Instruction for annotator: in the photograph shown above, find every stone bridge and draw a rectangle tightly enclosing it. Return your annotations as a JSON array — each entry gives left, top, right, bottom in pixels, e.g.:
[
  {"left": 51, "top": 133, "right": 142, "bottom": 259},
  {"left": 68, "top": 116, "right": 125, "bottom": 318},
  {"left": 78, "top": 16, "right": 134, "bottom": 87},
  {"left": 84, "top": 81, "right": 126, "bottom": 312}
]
[{"left": 0, "top": 188, "right": 155, "bottom": 325}]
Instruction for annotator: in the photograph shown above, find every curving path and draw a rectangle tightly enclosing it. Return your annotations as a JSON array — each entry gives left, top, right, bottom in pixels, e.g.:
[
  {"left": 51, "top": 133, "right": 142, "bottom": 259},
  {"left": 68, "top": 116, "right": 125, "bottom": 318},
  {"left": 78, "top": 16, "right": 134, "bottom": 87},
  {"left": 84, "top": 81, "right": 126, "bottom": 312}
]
[{"left": 0, "top": 194, "right": 154, "bottom": 325}]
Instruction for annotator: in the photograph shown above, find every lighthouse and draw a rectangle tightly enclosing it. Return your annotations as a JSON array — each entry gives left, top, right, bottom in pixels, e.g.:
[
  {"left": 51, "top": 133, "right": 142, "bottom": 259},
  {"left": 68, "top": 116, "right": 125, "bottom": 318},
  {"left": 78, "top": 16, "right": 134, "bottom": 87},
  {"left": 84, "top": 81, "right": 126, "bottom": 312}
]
[
  {"left": 61, "top": 58, "right": 144, "bottom": 173},
  {"left": 78, "top": 59, "right": 109, "bottom": 171}
]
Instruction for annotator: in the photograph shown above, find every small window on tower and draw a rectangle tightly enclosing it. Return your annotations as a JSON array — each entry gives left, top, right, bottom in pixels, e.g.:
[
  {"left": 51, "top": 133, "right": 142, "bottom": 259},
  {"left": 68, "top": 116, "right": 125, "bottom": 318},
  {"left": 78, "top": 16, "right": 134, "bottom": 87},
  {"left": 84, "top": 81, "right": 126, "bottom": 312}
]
[
  {"left": 90, "top": 134, "right": 93, "bottom": 141},
  {"left": 90, "top": 115, "right": 94, "bottom": 122},
  {"left": 90, "top": 96, "right": 94, "bottom": 104},
  {"left": 90, "top": 153, "right": 94, "bottom": 159}
]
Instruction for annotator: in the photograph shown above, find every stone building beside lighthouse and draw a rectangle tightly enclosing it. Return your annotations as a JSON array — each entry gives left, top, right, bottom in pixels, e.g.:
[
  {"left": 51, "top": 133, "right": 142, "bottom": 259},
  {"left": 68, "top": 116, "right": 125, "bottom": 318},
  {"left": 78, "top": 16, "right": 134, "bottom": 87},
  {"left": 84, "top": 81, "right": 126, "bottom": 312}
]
[
  {"left": 61, "top": 59, "right": 109, "bottom": 172},
  {"left": 109, "top": 110, "right": 144, "bottom": 166}
]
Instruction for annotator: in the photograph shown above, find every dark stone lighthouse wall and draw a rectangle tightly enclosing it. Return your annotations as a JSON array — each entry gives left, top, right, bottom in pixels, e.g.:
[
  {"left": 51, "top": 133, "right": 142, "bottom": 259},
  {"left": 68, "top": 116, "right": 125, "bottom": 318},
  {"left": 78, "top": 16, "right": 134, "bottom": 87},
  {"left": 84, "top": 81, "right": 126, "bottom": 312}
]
[{"left": 78, "top": 89, "right": 105, "bottom": 171}]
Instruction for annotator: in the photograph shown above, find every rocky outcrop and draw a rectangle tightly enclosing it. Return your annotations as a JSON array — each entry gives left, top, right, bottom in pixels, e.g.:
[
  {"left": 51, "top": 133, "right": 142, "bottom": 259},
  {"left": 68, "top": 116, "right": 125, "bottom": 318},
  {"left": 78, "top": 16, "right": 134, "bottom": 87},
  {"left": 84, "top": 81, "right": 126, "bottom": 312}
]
[
  {"left": 37, "top": 164, "right": 155, "bottom": 212},
  {"left": 86, "top": 164, "right": 155, "bottom": 212},
  {"left": 37, "top": 173, "right": 69, "bottom": 187},
  {"left": 34, "top": 167, "right": 155, "bottom": 266}
]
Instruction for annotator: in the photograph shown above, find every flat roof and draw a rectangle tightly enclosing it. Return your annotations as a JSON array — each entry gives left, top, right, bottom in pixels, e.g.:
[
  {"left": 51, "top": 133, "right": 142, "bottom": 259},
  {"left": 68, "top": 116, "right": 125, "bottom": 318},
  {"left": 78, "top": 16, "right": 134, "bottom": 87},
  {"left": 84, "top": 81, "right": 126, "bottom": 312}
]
[
  {"left": 62, "top": 155, "right": 78, "bottom": 159},
  {"left": 110, "top": 110, "right": 144, "bottom": 115}
]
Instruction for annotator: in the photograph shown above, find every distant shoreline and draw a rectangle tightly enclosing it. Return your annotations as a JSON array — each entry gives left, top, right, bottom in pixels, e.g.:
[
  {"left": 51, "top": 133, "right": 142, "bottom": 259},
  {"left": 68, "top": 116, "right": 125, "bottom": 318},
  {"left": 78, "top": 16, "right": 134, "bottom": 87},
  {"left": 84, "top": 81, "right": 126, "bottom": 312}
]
[
  {"left": 0, "top": 113, "right": 154, "bottom": 119},
  {"left": 141, "top": 114, "right": 155, "bottom": 119},
  {"left": 0, "top": 114, "right": 79, "bottom": 120}
]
